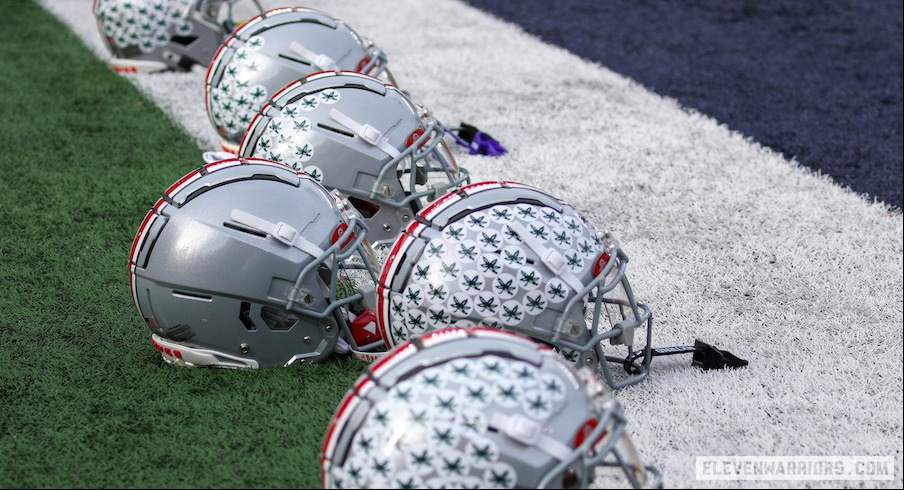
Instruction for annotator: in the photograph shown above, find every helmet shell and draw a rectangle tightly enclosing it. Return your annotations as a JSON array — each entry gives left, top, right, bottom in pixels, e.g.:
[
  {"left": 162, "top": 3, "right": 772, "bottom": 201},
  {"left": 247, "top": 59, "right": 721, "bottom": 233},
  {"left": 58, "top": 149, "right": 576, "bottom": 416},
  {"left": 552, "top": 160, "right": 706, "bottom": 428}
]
[
  {"left": 129, "top": 158, "right": 369, "bottom": 368},
  {"left": 93, "top": 0, "right": 257, "bottom": 73},
  {"left": 205, "top": 7, "right": 390, "bottom": 150},
  {"left": 321, "top": 327, "right": 648, "bottom": 488},
  {"left": 376, "top": 181, "right": 653, "bottom": 388}
]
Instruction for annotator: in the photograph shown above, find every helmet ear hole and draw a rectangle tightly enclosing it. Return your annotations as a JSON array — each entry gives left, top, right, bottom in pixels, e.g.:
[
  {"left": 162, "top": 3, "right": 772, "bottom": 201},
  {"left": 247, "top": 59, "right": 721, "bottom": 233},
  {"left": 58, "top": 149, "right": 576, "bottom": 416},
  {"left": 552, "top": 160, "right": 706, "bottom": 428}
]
[
  {"left": 346, "top": 196, "right": 380, "bottom": 219},
  {"left": 171, "top": 35, "right": 199, "bottom": 46},
  {"left": 260, "top": 306, "right": 300, "bottom": 331}
]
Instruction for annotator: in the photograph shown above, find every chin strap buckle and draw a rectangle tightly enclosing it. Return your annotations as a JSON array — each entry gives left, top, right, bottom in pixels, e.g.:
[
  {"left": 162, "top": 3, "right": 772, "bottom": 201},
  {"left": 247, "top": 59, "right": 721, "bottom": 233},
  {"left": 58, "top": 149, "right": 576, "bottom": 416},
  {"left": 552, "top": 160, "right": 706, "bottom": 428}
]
[
  {"left": 507, "top": 221, "right": 585, "bottom": 293},
  {"left": 272, "top": 222, "right": 298, "bottom": 247},
  {"left": 358, "top": 124, "right": 383, "bottom": 146},
  {"left": 329, "top": 109, "right": 401, "bottom": 159},
  {"left": 691, "top": 339, "right": 749, "bottom": 370},
  {"left": 489, "top": 412, "right": 572, "bottom": 460}
]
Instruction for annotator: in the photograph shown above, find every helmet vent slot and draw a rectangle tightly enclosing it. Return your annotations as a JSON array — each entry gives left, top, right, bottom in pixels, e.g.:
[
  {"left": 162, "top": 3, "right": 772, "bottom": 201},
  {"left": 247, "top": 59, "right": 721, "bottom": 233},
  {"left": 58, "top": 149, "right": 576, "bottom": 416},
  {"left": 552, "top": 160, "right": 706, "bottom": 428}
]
[
  {"left": 316, "top": 123, "right": 355, "bottom": 138},
  {"left": 239, "top": 302, "right": 257, "bottom": 331},
  {"left": 277, "top": 53, "right": 312, "bottom": 67},
  {"left": 224, "top": 221, "right": 267, "bottom": 238},
  {"left": 172, "top": 291, "right": 212, "bottom": 302}
]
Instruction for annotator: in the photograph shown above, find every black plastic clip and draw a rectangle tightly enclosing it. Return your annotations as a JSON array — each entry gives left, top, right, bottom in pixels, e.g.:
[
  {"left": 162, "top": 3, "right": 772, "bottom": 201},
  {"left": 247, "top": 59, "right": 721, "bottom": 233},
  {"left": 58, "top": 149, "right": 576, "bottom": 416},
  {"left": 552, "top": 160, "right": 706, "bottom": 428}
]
[{"left": 691, "top": 339, "right": 749, "bottom": 370}]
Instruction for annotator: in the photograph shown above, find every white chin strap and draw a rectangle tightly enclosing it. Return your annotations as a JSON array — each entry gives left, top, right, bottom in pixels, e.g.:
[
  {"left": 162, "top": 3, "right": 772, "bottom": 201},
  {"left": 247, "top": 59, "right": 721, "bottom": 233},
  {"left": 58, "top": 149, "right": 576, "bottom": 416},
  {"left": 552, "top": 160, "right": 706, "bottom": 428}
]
[
  {"left": 333, "top": 336, "right": 351, "bottom": 355},
  {"left": 230, "top": 209, "right": 326, "bottom": 259},
  {"left": 329, "top": 109, "right": 402, "bottom": 159},
  {"left": 289, "top": 41, "right": 339, "bottom": 71},
  {"left": 489, "top": 412, "right": 573, "bottom": 461},
  {"left": 507, "top": 220, "right": 585, "bottom": 293}
]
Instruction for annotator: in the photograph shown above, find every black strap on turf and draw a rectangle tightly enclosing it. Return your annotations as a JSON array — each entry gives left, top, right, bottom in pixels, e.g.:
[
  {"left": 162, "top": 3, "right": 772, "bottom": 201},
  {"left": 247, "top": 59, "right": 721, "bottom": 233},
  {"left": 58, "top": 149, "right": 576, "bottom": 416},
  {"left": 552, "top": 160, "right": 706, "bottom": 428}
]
[{"left": 625, "top": 339, "right": 749, "bottom": 372}]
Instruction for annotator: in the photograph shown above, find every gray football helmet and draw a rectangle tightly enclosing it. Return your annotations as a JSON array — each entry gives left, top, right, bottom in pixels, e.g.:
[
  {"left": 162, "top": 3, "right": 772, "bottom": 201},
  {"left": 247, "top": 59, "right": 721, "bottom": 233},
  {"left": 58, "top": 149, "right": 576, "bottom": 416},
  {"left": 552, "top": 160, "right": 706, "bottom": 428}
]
[
  {"left": 238, "top": 71, "right": 469, "bottom": 247},
  {"left": 128, "top": 157, "right": 383, "bottom": 368},
  {"left": 92, "top": 0, "right": 263, "bottom": 73},
  {"left": 321, "top": 327, "right": 661, "bottom": 489},
  {"left": 205, "top": 7, "right": 396, "bottom": 153},
  {"left": 376, "top": 181, "right": 654, "bottom": 389}
]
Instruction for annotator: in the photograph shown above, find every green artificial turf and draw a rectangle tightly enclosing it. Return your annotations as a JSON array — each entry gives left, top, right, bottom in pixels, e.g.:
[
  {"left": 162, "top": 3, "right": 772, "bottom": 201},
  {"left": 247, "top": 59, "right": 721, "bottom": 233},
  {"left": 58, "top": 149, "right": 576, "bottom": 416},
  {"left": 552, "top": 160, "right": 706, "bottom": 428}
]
[{"left": 0, "top": 2, "right": 368, "bottom": 487}]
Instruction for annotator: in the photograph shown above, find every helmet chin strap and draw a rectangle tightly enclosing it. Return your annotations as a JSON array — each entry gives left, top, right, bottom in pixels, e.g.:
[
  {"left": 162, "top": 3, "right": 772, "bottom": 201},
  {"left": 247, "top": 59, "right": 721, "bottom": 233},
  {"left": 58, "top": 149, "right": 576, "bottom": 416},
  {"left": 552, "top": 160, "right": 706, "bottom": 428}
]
[
  {"left": 289, "top": 41, "right": 339, "bottom": 71},
  {"left": 229, "top": 209, "right": 327, "bottom": 260},
  {"left": 488, "top": 412, "right": 573, "bottom": 462},
  {"left": 329, "top": 108, "right": 402, "bottom": 159},
  {"left": 506, "top": 220, "right": 585, "bottom": 293}
]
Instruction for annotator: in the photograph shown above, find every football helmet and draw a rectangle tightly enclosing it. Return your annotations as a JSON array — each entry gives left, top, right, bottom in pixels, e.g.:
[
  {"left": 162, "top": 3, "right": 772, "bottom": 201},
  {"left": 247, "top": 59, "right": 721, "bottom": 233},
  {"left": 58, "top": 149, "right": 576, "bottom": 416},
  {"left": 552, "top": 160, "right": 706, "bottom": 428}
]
[
  {"left": 321, "top": 327, "right": 661, "bottom": 489},
  {"left": 376, "top": 181, "right": 654, "bottom": 389},
  {"left": 205, "top": 7, "right": 396, "bottom": 153},
  {"left": 128, "top": 157, "right": 383, "bottom": 368},
  {"left": 238, "top": 71, "right": 469, "bottom": 248},
  {"left": 92, "top": 0, "right": 263, "bottom": 73}
]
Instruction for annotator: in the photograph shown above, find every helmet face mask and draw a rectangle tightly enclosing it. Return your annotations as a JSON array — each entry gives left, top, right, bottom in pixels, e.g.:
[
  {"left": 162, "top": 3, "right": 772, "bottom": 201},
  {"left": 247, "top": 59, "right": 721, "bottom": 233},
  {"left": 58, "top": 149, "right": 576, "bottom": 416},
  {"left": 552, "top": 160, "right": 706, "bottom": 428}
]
[
  {"left": 376, "top": 182, "right": 653, "bottom": 389},
  {"left": 239, "top": 71, "right": 470, "bottom": 249},
  {"left": 92, "top": 0, "right": 261, "bottom": 73},
  {"left": 393, "top": 119, "right": 463, "bottom": 206},
  {"left": 129, "top": 158, "right": 382, "bottom": 368},
  {"left": 320, "top": 327, "right": 659, "bottom": 489},
  {"left": 205, "top": 7, "right": 393, "bottom": 152}
]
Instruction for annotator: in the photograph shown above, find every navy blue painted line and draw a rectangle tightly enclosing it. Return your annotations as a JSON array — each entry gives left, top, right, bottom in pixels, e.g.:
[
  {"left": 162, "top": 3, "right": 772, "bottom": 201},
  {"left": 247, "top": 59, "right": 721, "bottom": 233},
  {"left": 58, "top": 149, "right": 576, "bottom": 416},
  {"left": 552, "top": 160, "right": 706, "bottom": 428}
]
[{"left": 462, "top": 0, "right": 903, "bottom": 210}]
